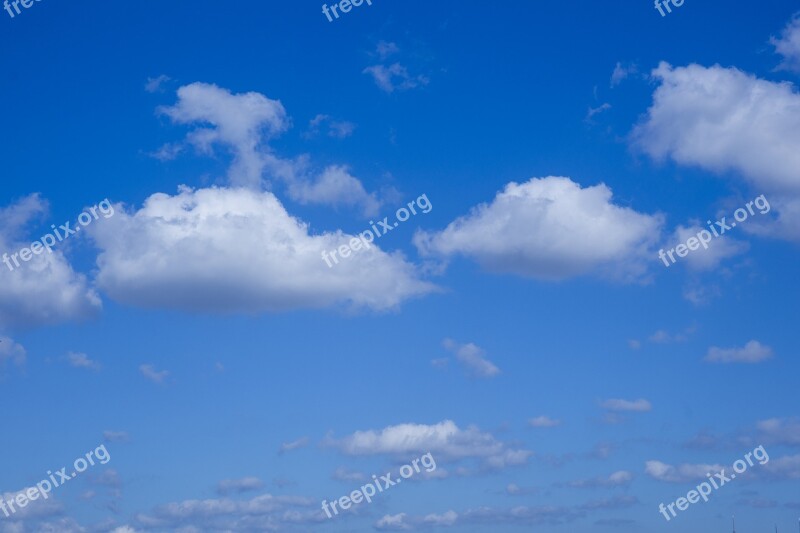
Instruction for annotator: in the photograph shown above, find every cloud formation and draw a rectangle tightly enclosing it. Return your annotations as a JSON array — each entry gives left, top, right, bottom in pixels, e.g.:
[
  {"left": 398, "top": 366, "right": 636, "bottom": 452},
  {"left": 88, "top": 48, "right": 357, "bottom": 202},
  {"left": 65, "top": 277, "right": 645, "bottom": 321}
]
[
  {"left": 326, "top": 420, "right": 531, "bottom": 470},
  {"left": 0, "top": 195, "right": 102, "bottom": 330},
  {"left": 415, "top": 177, "right": 663, "bottom": 282},
  {"left": 88, "top": 187, "right": 434, "bottom": 314},
  {"left": 632, "top": 62, "right": 800, "bottom": 241},
  {"left": 159, "top": 83, "right": 381, "bottom": 215},
  {"left": 705, "top": 340, "right": 773, "bottom": 363},
  {"left": 442, "top": 338, "right": 500, "bottom": 378}
]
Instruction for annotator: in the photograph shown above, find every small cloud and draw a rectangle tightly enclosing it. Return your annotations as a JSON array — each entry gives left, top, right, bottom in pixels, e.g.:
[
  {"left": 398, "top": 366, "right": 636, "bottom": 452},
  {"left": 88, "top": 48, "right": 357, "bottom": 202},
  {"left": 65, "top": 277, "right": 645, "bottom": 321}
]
[
  {"left": 65, "top": 351, "right": 100, "bottom": 371},
  {"left": 705, "top": 340, "right": 773, "bottom": 363},
  {"left": 442, "top": 338, "right": 500, "bottom": 378},
  {"left": 505, "top": 483, "right": 538, "bottom": 496},
  {"left": 682, "top": 282, "right": 721, "bottom": 306},
  {"left": 145, "top": 75, "right": 171, "bottom": 93},
  {"left": 363, "top": 63, "right": 429, "bottom": 93},
  {"left": 644, "top": 460, "right": 723, "bottom": 483},
  {"left": 643, "top": 325, "right": 696, "bottom": 344},
  {"left": 103, "top": 431, "right": 130, "bottom": 443},
  {"left": 279, "top": 436, "right": 309, "bottom": 454},
  {"left": 376, "top": 40, "right": 400, "bottom": 60},
  {"left": 0, "top": 336, "right": 26, "bottom": 368},
  {"left": 585, "top": 103, "right": 611, "bottom": 122},
  {"left": 139, "top": 364, "right": 169, "bottom": 384},
  {"left": 627, "top": 339, "right": 641, "bottom": 350},
  {"left": 565, "top": 470, "right": 633, "bottom": 488},
  {"left": 216, "top": 477, "right": 264, "bottom": 495},
  {"left": 770, "top": 13, "right": 800, "bottom": 73},
  {"left": 528, "top": 416, "right": 561, "bottom": 428},
  {"left": 149, "top": 142, "right": 183, "bottom": 161},
  {"left": 90, "top": 468, "right": 122, "bottom": 488},
  {"left": 430, "top": 357, "right": 449, "bottom": 369},
  {"left": 610, "top": 62, "right": 637, "bottom": 87},
  {"left": 303, "top": 114, "right": 356, "bottom": 139},
  {"left": 601, "top": 398, "right": 652, "bottom": 413}
]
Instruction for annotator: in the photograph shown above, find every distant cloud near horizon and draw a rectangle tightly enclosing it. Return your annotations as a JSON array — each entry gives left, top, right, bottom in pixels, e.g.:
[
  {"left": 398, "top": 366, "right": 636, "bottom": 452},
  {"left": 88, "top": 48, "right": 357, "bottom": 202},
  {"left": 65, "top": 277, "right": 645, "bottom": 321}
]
[
  {"left": 528, "top": 416, "right": 561, "bottom": 428},
  {"left": 217, "top": 477, "right": 264, "bottom": 495},
  {"left": 601, "top": 398, "right": 652, "bottom": 413}
]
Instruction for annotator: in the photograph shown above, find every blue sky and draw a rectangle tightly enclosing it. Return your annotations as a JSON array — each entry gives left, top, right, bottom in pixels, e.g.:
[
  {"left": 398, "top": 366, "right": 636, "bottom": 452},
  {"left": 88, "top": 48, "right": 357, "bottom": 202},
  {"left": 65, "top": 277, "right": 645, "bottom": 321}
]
[{"left": 1, "top": 1, "right": 799, "bottom": 532}]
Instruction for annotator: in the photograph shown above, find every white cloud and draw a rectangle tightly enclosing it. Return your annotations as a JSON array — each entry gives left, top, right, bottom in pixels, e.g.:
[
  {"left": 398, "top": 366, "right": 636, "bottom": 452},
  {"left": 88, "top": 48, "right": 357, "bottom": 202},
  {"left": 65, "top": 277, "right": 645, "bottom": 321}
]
[
  {"left": 528, "top": 416, "right": 561, "bottom": 428},
  {"left": 0, "top": 195, "right": 102, "bottom": 329},
  {"left": 285, "top": 165, "right": 380, "bottom": 216},
  {"left": 585, "top": 102, "right": 611, "bottom": 121},
  {"left": 376, "top": 40, "right": 400, "bottom": 60},
  {"left": 103, "top": 431, "right": 130, "bottom": 443},
  {"left": 415, "top": 177, "right": 663, "bottom": 282},
  {"left": 376, "top": 513, "right": 414, "bottom": 530},
  {"left": 666, "top": 224, "right": 749, "bottom": 271},
  {"left": 762, "top": 454, "right": 800, "bottom": 480},
  {"left": 0, "top": 336, "right": 26, "bottom": 369},
  {"left": 0, "top": 487, "right": 63, "bottom": 520},
  {"left": 610, "top": 62, "right": 637, "bottom": 87},
  {"left": 65, "top": 351, "right": 100, "bottom": 371},
  {"left": 771, "top": 13, "right": 800, "bottom": 72},
  {"left": 134, "top": 493, "right": 320, "bottom": 530},
  {"left": 601, "top": 398, "right": 652, "bottom": 412},
  {"left": 304, "top": 114, "right": 355, "bottom": 139},
  {"left": 375, "top": 505, "right": 583, "bottom": 530},
  {"left": 705, "top": 340, "right": 773, "bottom": 363},
  {"left": 139, "top": 364, "right": 169, "bottom": 384},
  {"left": 279, "top": 437, "right": 309, "bottom": 454},
  {"left": 632, "top": 62, "right": 800, "bottom": 240},
  {"left": 644, "top": 460, "right": 724, "bottom": 483},
  {"left": 326, "top": 420, "right": 531, "bottom": 470},
  {"left": 158, "top": 82, "right": 380, "bottom": 215},
  {"left": 144, "top": 75, "right": 171, "bottom": 93},
  {"left": 756, "top": 418, "right": 800, "bottom": 446},
  {"left": 111, "top": 527, "right": 141, "bottom": 533},
  {"left": 88, "top": 187, "right": 434, "bottom": 314},
  {"left": 442, "top": 339, "right": 500, "bottom": 378},
  {"left": 216, "top": 477, "right": 264, "bottom": 495},
  {"left": 363, "top": 63, "right": 429, "bottom": 93},
  {"left": 647, "top": 324, "right": 695, "bottom": 344},
  {"left": 565, "top": 470, "right": 633, "bottom": 488},
  {"left": 159, "top": 82, "right": 288, "bottom": 188}
]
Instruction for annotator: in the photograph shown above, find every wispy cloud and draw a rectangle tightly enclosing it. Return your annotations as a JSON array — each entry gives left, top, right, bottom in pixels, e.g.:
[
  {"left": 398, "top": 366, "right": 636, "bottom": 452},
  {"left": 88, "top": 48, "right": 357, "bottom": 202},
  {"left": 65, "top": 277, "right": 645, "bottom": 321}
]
[
  {"left": 528, "top": 416, "right": 561, "bottom": 428},
  {"left": 65, "top": 351, "right": 100, "bottom": 371},
  {"left": 601, "top": 398, "right": 652, "bottom": 413},
  {"left": 217, "top": 477, "right": 264, "bottom": 495},
  {"left": 442, "top": 338, "right": 500, "bottom": 378},
  {"left": 279, "top": 437, "right": 310, "bottom": 454},
  {"left": 139, "top": 364, "right": 169, "bottom": 385}
]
